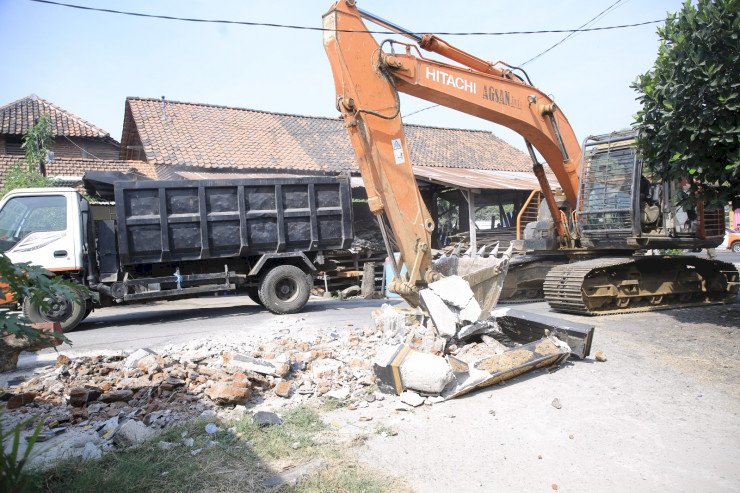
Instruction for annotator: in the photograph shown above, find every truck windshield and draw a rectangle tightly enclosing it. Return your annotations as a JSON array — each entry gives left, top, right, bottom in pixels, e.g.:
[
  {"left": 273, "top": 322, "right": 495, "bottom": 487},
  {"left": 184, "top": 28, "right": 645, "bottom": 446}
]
[{"left": 0, "top": 195, "right": 67, "bottom": 252}]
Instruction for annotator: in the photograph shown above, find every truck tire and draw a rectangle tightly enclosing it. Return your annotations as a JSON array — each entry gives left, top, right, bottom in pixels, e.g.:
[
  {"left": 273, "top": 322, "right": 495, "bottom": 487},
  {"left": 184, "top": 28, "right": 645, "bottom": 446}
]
[
  {"left": 258, "top": 265, "right": 311, "bottom": 315},
  {"left": 81, "top": 301, "right": 94, "bottom": 321},
  {"left": 246, "top": 287, "right": 264, "bottom": 307},
  {"left": 22, "top": 291, "right": 87, "bottom": 332}
]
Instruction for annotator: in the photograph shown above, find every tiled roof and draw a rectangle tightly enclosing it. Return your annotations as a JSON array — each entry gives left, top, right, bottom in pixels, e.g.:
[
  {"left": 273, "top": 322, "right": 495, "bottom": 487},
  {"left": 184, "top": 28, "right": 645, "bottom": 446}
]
[
  {"left": 0, "top": 155, "right": 146, "bottom": 188},
  {"left": 122, "top": 97, "right": 531, "bottom": 173},
  {"left": 0, "top": 95, "right": 115, "bottom": 140}
]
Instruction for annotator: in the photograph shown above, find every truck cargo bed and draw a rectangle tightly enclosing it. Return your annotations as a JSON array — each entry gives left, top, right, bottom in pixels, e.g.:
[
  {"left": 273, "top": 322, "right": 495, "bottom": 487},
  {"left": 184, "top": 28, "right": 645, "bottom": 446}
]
[{"left": 113, "top": 177, "right": 353, "bottom": 265}]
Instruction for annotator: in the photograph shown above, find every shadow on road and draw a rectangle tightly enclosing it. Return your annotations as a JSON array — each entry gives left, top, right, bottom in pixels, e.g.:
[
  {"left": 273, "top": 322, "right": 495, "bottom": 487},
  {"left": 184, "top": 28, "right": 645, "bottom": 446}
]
[
  {"left": 659, "top": 302, "right": 740, "bottom": 329},
  {"left": 74, "top": 298, "right": 399, "bottom": 332}
]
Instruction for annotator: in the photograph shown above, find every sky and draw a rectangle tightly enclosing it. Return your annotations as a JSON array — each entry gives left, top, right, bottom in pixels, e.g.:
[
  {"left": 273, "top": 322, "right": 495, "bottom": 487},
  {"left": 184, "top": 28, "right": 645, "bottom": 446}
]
[{"left": 0, "top": 0, "right": 683, "bottom": 153}]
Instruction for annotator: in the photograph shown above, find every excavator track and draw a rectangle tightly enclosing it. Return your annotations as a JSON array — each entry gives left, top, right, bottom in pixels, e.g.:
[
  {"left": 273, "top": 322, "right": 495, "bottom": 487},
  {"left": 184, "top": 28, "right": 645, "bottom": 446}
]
[
  {"left": 544, "top": 256, "right": 739, "bottom": 315},
  {"left": 498, "top": 255, "right": 564, "bottom": 304}
]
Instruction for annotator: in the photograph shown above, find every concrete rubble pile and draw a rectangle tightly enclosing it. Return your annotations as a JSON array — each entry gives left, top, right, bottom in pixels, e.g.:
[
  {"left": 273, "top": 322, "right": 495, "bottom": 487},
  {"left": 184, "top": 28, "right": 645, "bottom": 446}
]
[
  {"left": 1, "top": 287, "right": 592, "bottom": 466},
  {"left": 372, "top": 273, "right": 595, "bottom": 399},
  {"left": 0, "top": 314, "right": 467, "bottom": 463}
]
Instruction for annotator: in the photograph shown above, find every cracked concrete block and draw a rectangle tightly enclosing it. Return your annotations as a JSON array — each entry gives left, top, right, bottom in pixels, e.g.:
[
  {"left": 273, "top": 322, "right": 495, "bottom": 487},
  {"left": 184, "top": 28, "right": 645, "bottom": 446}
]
[
  {"left": 398, "top": 350, "right": 454, "bottom": 395},
  {"left": 123, "top": 348, "right": 157, "bottom": 369},
  {"left": 419, "top": 289, "right": 458, "bottom": 339},
  {"left": 374, "top": 344, "right": 454, "bottom": 395},
  {"left": 399, "top": 390, "right": 425, "bottom": 407},
  {"left": 458, "top": 297, "right": 482, "bottom": 324},
  {"left": 428, "top": 275, "right": 474, "bottom": 308},
  {"left": 226, "top": 354, "right": 283, "bottom": 376},
  {"left": 457, "top": 320, "right": 498, "bottom": 340},
  {"left": 441, "top": 368, "right": 492, "bottom": 399}
]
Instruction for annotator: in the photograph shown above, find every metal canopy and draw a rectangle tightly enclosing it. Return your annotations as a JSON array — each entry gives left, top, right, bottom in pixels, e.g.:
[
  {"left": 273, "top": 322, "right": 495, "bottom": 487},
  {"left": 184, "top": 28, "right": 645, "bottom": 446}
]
[{"left": 412, "top": 165, "right": 549, "bottom": 193}]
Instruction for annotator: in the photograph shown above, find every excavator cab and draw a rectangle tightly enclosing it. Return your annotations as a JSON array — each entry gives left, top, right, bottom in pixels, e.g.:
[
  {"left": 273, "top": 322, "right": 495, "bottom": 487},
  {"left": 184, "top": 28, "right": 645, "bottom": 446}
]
[
  {"left": 577, "top": 132, "right": 639, "bottom": 250},
  {"left": 576, "top": 131, "right": 726, "bottom": 251}
]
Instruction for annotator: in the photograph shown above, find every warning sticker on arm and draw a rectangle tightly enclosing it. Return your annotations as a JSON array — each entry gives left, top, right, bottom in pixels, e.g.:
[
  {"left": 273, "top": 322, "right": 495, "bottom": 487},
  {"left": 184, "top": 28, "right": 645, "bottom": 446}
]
[{"left": 391, "top": 138, "right": 405, "bottom": 165}]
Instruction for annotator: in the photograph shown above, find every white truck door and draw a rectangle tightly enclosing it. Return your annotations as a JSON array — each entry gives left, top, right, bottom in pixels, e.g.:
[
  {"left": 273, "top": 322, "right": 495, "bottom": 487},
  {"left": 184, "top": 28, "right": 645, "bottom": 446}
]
[{"left": 0, "top": 190, "right": 82, "bottom": 271}]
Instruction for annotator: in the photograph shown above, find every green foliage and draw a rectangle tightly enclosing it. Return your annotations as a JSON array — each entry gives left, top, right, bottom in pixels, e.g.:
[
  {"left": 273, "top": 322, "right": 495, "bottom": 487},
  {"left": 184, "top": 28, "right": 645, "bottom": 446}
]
[
  {"left": 632, "top": 0, "right": 740, "bottom": 205},
  {"left": 1, "top": 414, "right": 43, "bottom": 493},
  {"left": 0, "top": 162, "right": 54, "bottom": 199},
  {"left": 0, "top": 253, "right": 73, "bottom": 346},
  {"left": 1, "top": 115, "right": 55, "bottom": 198},
  {"left": 21, "top": 115, "right": 54, "bottom": 169}
]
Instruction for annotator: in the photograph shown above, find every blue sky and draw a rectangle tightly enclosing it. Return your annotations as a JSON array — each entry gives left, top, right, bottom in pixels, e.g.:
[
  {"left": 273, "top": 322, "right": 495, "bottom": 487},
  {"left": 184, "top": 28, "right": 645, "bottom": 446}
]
[{"left": 0, "top": 0, "right": 681, "bottom": 151}]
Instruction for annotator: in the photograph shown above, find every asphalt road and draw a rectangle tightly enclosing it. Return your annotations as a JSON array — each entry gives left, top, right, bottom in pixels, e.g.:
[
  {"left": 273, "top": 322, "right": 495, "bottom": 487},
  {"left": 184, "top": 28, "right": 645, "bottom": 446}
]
[{"left": 23, "top": 296, "right": 393, "bottom": 364}]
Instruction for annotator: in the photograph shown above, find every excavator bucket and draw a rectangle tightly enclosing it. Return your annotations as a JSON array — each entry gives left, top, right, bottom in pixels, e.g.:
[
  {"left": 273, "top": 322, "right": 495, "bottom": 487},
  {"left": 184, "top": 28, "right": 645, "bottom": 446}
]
[{"left": 431, "top": 243, "right": 514, "bottom": 320}]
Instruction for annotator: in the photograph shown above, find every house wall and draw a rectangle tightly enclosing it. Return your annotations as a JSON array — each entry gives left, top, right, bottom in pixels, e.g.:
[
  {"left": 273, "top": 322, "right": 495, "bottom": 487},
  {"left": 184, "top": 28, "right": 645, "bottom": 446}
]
[
  {"left": 0, "top": 135, "right": 119, "bottom": 160},
  {"left": 53, "top": 137, "right": 120, "bottom": 160}
]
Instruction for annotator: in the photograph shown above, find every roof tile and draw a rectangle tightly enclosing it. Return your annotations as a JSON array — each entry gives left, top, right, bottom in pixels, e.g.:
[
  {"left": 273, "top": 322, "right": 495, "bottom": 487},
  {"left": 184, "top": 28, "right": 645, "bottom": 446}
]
[
  {"left": 123, "top": 97, "right": 531, "bottom": 174},
  {"left": 0, "top": 95, "right": 115, "bottom": 140}
]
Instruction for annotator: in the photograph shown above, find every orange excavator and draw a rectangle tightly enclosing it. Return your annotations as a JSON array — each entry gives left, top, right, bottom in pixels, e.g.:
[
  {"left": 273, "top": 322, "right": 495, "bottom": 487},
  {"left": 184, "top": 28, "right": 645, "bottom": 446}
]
[{"left": 323, "top": 0, "right": 738, "bottom": 315}]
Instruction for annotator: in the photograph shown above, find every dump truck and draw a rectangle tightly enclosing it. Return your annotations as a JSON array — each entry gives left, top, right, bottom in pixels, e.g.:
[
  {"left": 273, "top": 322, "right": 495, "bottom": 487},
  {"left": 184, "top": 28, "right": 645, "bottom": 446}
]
[{"left": 0, "top": 173, "right": 353, "bottom": 331}]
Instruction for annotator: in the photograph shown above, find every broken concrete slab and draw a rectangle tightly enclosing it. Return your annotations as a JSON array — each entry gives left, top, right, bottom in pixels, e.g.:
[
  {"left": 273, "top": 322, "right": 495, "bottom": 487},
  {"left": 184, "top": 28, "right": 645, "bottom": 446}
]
[
  {"left": 225, "top": 353, "right": 288, "bottom": 377},
  {"left": 458, "top": 297, "right": 482, "bottom": 324},
  {"left": 428, "top": 275, "right": 474, "bottom": 308},
  {"left": 419, "top": 289, "right": 458, "bottom": 339},
  {"left": 324, "top": 387, "right": 351, "bottom": 400},
  {"left": 441, "top": 368, "right": 491, "bottom": 400},
  {"left": 457, "top": 320, "right": 499, "bottom": 340},
  {"left": 123, "top": 348, "right": 157, "bottom": 369},
  {"left": 444, "top": 337, "right": 571, "bottom": 399}
]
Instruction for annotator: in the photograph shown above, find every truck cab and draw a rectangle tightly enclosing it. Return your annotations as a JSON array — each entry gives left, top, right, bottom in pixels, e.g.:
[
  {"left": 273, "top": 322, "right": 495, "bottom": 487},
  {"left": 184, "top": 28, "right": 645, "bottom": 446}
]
[{"left": 0, "top": 188, "right": 85, "bottom": 274}]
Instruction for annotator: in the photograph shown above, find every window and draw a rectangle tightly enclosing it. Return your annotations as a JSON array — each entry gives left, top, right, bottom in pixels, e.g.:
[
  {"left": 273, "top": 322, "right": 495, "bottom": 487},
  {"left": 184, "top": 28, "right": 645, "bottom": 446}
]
[
  {"left": 4, "top": 136, "right": 24, "bottom": 156},
  {"left": 0, "top": 195, "right": 67, "bottom": 252}
]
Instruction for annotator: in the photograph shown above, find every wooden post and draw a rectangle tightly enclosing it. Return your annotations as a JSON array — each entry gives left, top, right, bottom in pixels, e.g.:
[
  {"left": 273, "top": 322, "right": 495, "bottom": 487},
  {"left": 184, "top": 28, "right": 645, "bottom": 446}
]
[
  {"left": 361, "top": 261, "right": 377, "bottom": 298},
  {"left": 466, "top": 190, "right": 476, "bottom": 253}
]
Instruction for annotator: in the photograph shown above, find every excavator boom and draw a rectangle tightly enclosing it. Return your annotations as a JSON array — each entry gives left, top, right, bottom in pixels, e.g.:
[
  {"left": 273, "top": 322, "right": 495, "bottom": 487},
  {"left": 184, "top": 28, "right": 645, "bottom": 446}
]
[{"left": 322, "top": 0, "right": 581, "bottom": 306}]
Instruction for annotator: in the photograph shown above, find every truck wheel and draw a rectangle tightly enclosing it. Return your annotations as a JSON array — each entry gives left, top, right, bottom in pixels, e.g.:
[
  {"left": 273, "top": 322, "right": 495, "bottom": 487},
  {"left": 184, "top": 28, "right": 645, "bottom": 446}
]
[
  {"left": 81, "top": 301, "right": 94, "bottom": 321},
  {"left": 246, "top": 287, "right": 264, "bottom": 307},
  {"left": 258, "top": 265, "right": 311, "bottom": 315},
  {"left": 22, "top": 292, "right": 87, "bottom": 333},
  {"left": 733, "top": 242, "right": 740, "bottom": 253}
]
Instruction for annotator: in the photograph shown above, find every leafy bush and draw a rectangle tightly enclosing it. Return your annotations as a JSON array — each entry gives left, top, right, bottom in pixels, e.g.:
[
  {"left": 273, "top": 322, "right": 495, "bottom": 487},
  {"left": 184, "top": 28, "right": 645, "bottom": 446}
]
[
  {"left": 0, "top": 414, "right": 42, "bottom": 493},
  {"left": 0, "top": 253, "right": 74, "bottom": 346}
]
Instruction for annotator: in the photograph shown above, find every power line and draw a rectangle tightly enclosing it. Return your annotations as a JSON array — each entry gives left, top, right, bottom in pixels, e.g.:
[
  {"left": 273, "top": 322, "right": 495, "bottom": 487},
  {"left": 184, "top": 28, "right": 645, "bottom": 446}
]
[
  {"left": 28, "top": 0, "right": 661, "bottom": 37},
  {"left": 521, "top": 0, "right": 630, "bottom": 66},
  {"left": 402, "top": 104, "right": 440, "bottom": 119}
]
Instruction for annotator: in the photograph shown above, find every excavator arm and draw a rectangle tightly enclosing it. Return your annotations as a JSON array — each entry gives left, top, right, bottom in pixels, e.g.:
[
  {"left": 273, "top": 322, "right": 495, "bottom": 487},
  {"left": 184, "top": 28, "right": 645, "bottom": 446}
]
[{"left": 323, "top": 0, "right": 582, "bottom": 301}]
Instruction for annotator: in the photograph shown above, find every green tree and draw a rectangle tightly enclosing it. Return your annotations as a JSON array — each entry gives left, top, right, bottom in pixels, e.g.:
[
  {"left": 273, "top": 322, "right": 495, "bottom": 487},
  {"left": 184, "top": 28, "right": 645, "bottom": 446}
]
[
  {"left": 1, "top": 115, "right": 55, "bottom": 198},
  {"left": 632, "top": 0, "right": 739, "bottom": 205}
]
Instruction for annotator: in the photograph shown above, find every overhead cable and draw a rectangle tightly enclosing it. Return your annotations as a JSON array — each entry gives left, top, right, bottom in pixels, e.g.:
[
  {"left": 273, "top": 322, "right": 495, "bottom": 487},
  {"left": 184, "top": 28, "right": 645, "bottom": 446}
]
[{"left": 28, "top": 0, "right": 661, "bottom": 37}]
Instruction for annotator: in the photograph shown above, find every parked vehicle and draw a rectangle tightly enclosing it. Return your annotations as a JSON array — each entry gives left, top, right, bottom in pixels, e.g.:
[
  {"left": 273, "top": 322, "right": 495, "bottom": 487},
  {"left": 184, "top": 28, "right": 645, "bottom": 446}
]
[
  {"left": 728, "top": 228, "right": 740, "bottom": 253},
  {"left": 0, "top": 173, "right": 353, "bottom": 331}
]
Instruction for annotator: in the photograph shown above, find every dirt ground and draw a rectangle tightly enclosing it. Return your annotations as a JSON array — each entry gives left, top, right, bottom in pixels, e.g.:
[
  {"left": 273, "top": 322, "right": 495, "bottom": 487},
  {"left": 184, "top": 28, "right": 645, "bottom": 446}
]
[
  {"left": 342, "top": 302, "right": 739, "bottom": 492},
  {"left": 10, "top": 294, "right": 739, "bottom": 492}
]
